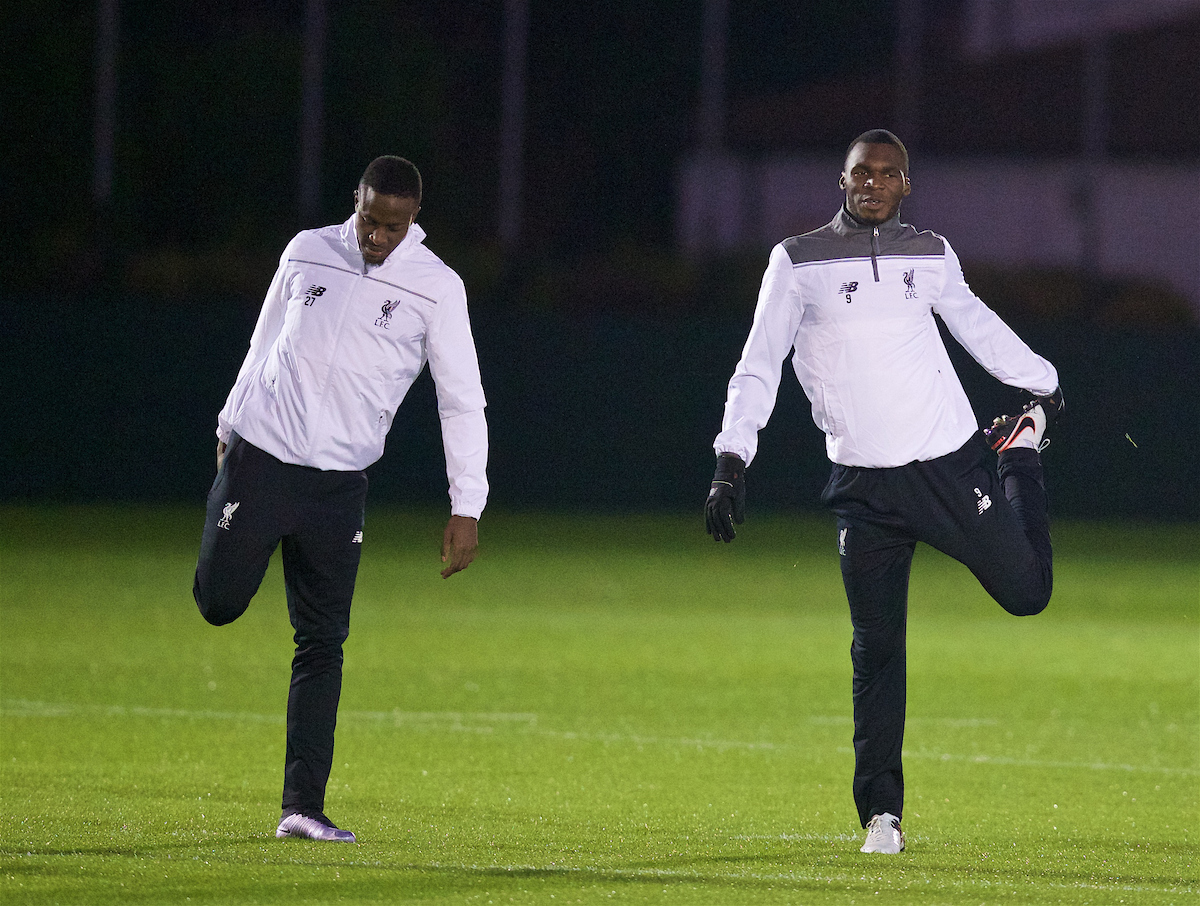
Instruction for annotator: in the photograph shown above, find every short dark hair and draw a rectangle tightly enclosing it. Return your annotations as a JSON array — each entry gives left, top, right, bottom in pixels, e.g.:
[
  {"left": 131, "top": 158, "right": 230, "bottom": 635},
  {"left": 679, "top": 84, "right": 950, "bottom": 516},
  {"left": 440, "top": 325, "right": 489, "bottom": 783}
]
[
  {"left": 845, "top": 129, "right": 909, "bottom": 172},
  {"left": 360, "top": 156, "right": 422, "bottom": 201}
]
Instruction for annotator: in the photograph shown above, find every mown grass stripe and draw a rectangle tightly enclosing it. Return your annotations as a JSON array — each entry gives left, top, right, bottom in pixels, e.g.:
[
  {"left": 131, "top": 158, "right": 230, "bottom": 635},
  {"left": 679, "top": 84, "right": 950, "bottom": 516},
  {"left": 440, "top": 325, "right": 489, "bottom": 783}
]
[{"left": 6, "top": 698, "right": 1195, "bottom": 776}]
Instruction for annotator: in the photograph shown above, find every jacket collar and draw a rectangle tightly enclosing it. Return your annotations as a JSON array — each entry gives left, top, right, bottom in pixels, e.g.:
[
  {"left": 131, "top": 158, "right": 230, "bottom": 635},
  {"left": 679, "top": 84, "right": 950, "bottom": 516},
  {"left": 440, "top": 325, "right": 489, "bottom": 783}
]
[
  {"left": 338, "top": 215, "right": 427, "bottom": 268},
  {"left": 831, "top": 205, "right": 905, "bottom": 237}
]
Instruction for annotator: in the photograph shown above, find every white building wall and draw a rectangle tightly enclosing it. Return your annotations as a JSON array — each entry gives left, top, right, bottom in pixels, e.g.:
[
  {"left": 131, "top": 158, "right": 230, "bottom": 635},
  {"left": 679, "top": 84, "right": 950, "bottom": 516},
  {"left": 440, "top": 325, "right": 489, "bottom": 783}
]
[
  {"left": 962, "top": 0, "right": 1200, "bottom": 55},
  {"left": 677, "top": 154, "right": 1200, "bottom": 316}
]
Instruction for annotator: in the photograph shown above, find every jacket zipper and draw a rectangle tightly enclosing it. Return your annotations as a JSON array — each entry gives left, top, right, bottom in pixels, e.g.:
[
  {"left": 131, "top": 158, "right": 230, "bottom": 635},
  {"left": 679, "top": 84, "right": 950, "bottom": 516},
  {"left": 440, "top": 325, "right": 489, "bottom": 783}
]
[
  {"left": 871, "top": 227, "right": 881, "bottom": 282},
  {"left": 308, "top": 271, "right": 365, "bottom": 456}
]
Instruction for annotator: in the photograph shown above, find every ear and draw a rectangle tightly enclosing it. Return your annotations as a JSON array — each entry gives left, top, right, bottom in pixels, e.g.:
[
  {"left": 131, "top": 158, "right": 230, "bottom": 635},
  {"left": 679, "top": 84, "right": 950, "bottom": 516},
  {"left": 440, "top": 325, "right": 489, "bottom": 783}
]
[
  {"left": 839, "top": 174, "right": 847, "bottom": 190},
  {"left": 901, "top": 173, "right": 911, "bottom": 197}
]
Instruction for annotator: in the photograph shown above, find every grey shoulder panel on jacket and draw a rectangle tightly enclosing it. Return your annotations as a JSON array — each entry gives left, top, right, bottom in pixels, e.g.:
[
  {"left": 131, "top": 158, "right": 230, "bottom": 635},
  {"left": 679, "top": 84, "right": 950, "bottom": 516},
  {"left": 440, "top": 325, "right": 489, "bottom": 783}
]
[{"left": 781, "top": 222, "right": 945, "bottom": 266}]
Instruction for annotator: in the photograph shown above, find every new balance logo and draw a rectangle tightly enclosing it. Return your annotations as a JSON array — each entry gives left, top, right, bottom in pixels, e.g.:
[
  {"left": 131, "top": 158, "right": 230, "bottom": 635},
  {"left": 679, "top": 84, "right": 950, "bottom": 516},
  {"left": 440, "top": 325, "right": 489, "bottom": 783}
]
[
  {"left": 974, "top": 487, "right": 992, "bottom": 514},
  {"left": 839, "top": 281, "right": 859, "bottom": 304},
  {"left": 218, "top": 501, "right": 240, "bottom": 530},
  {"left": 303, "top": 285, "right": 327, "bottom": 306},
  {"left": 352, "top": 531, "right": 363, "bottom": 544}
]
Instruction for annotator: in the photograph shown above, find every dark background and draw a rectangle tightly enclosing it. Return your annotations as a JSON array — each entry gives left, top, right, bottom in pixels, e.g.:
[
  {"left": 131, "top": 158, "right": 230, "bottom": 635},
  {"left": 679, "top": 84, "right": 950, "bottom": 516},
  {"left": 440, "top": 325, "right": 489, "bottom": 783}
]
[{"left": 4, "top": 0, "right": 1198, "bottom": 519}]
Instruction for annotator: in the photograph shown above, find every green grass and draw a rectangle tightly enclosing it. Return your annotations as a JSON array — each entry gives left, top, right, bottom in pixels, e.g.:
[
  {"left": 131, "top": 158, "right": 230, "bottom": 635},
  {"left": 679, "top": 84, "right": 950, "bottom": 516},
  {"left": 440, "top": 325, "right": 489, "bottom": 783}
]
[{"left": 1, "top": 506, "right": 1197, "bottom": 905}]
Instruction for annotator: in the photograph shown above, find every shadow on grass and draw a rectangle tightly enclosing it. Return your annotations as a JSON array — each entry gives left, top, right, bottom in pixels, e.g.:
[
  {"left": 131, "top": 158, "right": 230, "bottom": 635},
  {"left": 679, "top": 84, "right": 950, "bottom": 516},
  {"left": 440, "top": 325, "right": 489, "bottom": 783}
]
[
  {"left": 0, "top": 835, "right": 268, "bottom": 860},
  {"left": 3, "top": 842, "right": 1193, "bottom": 903},
  {"left": 357, "top": 860, "right": 850, "bottom": 899}
]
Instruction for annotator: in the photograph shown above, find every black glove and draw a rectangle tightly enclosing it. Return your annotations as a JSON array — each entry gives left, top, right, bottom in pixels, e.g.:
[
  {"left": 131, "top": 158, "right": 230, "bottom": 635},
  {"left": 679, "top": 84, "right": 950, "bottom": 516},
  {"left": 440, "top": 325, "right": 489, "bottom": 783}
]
[
  {"left": 1039, "top": 386, "right": 1064, "bottom": 427},
  {"left": 705, "top": 453, "right": 746, "bottom": 543}
]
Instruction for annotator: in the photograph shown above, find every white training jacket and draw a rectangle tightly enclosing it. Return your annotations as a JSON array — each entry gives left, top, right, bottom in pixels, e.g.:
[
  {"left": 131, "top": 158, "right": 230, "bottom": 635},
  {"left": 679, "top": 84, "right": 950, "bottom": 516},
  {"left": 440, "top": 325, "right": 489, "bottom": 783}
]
[
  {"left": 716, "top": 209, "right": 1058, "bottom": 469},
  {"left": 217, "top": 216, "right": 488, "bottom": 519}
]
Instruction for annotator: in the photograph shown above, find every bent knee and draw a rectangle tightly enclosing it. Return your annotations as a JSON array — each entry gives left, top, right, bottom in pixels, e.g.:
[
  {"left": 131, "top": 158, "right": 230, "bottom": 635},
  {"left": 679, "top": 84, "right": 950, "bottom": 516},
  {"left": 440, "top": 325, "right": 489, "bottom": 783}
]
[
  {"left": 988, "top": 565, "right": 1051, "bottom": 617},
  {"left": 997, "top": 584, "right": 1051, "bottom": 617},
  {"left": 193, "top": 578, "right": 252, "bottom": 626},
  {"left": 1005, "top": 597, "right": 1049, "bottom": 617}
]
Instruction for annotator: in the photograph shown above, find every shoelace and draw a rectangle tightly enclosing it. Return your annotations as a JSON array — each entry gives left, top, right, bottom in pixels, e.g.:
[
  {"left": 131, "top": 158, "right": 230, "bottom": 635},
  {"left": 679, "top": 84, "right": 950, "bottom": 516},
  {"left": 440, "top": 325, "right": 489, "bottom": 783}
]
[
  {"left": 865, "top": 815, "right": 901, "bottom": 844},
  {"left": 285, "top": 815, "right": 326, "bottom": 836},
  {"left": 282, "top": 814, "right": 348, "bottom": 839}
]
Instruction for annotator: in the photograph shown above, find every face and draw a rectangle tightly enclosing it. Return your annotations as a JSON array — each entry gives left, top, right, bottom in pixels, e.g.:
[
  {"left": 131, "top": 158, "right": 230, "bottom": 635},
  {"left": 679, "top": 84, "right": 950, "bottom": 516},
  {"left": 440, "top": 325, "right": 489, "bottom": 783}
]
[
  {"left": 354, "top": 186, "right": 421, "bottom": 265},
  {"left": 840, "top": 142, "right": 910, "bottom": 225}
]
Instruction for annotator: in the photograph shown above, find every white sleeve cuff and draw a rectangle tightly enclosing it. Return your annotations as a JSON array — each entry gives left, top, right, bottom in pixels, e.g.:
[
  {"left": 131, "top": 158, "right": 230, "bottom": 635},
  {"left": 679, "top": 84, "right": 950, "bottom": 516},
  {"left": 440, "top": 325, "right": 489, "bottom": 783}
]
[{"left": 441, "top": 408, "right": 489, "bottom": 519}]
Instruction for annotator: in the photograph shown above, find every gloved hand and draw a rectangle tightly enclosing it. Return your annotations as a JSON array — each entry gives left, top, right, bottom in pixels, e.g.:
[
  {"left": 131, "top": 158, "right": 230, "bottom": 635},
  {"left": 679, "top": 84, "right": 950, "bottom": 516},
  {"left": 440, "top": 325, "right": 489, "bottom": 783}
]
[
  {"left": 1039, "top": 386, "right": 1064, "bottom": 427},
  {"left": 705, "top": 453, "right": 746, "bottom": 543},
  {"left": 985, "top": 386, "right": 1066, "bottom": 452}
]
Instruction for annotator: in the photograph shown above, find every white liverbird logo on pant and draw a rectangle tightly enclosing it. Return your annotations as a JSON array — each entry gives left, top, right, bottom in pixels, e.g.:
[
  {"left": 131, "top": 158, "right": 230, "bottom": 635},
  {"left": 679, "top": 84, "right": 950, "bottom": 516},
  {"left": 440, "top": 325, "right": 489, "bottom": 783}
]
[{"left": 218, "top": 501, "right": 240, "bottom": 530}]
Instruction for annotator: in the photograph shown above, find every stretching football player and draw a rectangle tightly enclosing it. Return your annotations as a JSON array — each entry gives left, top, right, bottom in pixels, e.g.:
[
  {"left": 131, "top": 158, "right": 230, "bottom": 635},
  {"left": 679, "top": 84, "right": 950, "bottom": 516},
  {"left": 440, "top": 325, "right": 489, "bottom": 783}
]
[
  {"left": 705, "top": 130, "right": 1062, "bottom": 854},
  {"left": 194, "top": 156, "right": 488, "bottom": 842}
]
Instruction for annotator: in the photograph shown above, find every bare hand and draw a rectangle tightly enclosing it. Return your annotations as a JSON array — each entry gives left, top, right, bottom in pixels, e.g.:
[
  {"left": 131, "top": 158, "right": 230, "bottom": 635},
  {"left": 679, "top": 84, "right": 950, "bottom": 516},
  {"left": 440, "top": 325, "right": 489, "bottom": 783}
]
[
  {"left": 440, "top": 515, "right": 478, "bottom": 578},
  {"left": 216, "top": 440, "right": 228, "bottom": 472}
]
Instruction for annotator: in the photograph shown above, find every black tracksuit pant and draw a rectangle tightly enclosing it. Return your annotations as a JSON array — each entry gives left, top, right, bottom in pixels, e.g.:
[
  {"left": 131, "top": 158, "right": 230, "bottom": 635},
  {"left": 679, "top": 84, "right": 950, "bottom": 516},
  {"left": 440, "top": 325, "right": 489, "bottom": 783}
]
[
  {"left": 821, "top": 433, "right": 1052, "bottom": 827},
  {"left": 193, "top": 434, "right": 367, "bottom": 818}
]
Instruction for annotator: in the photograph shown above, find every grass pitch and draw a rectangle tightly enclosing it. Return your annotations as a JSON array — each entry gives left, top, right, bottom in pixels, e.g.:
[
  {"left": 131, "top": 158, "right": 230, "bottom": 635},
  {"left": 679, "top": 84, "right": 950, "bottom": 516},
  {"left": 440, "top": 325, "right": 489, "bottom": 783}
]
[{"left": 1, "top": 506, "right": 1196, "bottom": 905}]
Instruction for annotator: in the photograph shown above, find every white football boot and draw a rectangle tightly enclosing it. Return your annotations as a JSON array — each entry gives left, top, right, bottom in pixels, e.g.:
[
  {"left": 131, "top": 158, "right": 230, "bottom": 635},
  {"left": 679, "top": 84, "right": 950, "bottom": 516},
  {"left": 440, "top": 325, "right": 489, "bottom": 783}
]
[
  {"left": 860, "top": 812, "right": 905, "bottom": 854},
  {"left": 985, "top": 388, "right": 1064, "bottom": 454},
  {"left": 986, "top": 402, "right": 1048, "bottom": 453}
]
